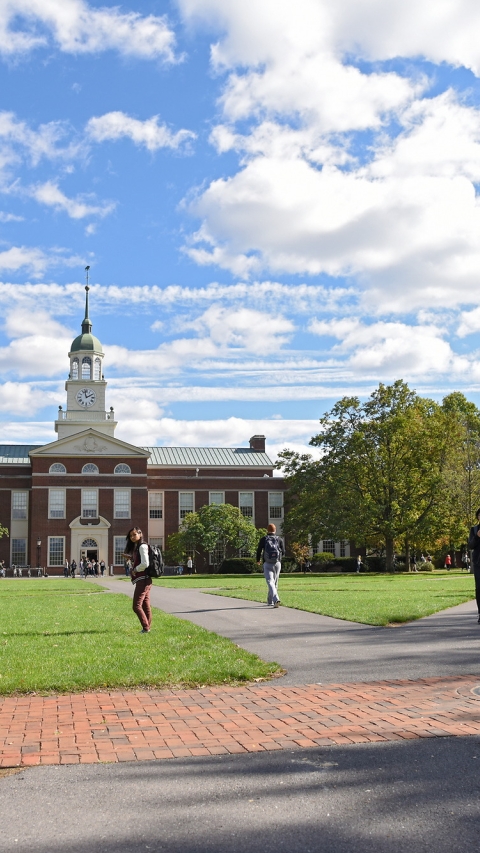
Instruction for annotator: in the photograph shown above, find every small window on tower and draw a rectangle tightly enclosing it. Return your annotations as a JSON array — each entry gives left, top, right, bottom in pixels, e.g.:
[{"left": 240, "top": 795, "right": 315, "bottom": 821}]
[
  {"left": 71, "top": 358, "right": 79, "bottom": 379},
  {"left": 94, "top": 358, "right": 101, "bottom": 380},
  {"left": 82, "top": 357, "right": 91, "bottom": 379}
]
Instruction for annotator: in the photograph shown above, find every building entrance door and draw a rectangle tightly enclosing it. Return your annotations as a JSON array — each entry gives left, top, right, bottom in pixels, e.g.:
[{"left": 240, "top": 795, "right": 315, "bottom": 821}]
[{"left": 80, "top": 538, "right": 99, "bottom": 567}]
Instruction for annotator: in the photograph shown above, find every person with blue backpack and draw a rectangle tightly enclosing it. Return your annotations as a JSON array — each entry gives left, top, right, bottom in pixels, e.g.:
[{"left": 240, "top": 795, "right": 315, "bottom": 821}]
[{"left": 256, "top": 523, "right": 285, "bottom": 607}]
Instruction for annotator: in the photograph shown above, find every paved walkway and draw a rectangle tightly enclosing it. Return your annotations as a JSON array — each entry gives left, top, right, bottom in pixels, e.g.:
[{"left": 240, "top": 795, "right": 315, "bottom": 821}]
[{"left": 2, "top": 580, "right": 480, "bottom": 768}]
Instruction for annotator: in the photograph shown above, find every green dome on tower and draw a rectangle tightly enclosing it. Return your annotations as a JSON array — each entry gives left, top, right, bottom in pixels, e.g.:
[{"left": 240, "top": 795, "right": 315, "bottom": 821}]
[{"left": 69, "top": 284, "right": 103, "bottom": 354}]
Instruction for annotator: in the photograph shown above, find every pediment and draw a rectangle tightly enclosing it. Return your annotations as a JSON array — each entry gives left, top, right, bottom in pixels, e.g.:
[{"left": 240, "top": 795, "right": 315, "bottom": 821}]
[{"left": 29, "top": 429, "right": 150, "bottom": 458}]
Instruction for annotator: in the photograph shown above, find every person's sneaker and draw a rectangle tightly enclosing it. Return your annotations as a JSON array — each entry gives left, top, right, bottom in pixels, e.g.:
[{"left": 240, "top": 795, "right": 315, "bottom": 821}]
[
  {"left": 140, "top": 628, "right": 150, "bottom": 633},
  {"left": 273, "top": 601, "right": 280, "bottom": 608}
]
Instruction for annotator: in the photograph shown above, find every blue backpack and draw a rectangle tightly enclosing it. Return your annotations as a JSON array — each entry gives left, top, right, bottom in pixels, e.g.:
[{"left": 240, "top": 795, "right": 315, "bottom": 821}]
[{"left": 264, "top": 534, "right": 281, "bottom": 563}]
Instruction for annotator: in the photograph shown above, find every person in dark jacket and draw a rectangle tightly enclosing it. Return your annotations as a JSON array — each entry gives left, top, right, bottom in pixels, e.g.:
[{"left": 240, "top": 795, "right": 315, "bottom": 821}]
[
  {"left": 256, "top": 523, "right": 285, "bottom": 608},
  {"left": 467, "top": 508, "right": 480, "bottom": 623}
]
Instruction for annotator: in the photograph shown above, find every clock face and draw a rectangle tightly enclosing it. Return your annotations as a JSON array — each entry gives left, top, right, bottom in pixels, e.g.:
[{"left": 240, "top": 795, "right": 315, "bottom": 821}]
[{"left": 76, "top": 388, "right": 97, "bottom": 408}]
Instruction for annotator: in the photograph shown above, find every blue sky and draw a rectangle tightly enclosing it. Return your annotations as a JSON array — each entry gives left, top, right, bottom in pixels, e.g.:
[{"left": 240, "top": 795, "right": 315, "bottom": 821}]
[{"left": 2, "top": 0, "right": 480, "bottom": 460}]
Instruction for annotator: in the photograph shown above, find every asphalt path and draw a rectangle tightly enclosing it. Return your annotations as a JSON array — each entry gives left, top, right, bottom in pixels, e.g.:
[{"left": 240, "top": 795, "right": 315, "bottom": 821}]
[
  {"left": 1, "top": 736, "right": 480, "bottom": 853},
  {"left": 96, "top": 578, "right": 480, "bottom": 685}
]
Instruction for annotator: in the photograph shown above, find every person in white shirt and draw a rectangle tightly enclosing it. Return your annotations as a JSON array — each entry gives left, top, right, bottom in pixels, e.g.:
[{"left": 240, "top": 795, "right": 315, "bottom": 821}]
[{"left": 124, "top": 527, "right": 152, "bottom": 633}]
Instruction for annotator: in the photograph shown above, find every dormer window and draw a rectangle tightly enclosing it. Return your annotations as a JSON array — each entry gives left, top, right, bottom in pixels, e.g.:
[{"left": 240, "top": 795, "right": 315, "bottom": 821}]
[
  {"left": 49, "top": 463, "right": 66, "bottom": 474},
  {"left": 71, "top": 358, "right": 79, "bottom": 380},
  {"left": 94, "top": 357, "right": 101, "bottom": 380},
  {"left": 82, "top": 463, "right": 99, "bottom": 474},
  {"left": 82, "top": 357, "right": 92, "bottom": 379}
]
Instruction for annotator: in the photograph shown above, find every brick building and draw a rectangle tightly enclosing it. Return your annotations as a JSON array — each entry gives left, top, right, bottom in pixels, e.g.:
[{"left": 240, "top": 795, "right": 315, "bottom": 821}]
[{"left": 0, "top": 288, "right": 284, "bottom": 573}]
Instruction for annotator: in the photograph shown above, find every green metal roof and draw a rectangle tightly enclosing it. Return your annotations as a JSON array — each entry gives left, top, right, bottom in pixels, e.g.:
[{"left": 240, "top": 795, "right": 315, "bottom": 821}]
[
  {"left": 0, "top": 445, "right": 40, "bottom": 464},
  {"left": 143, "top": 446, "right": 274, "bottom": 467},
  {"left": 69, "top": 332, "right": 103, "bottom": 353}
]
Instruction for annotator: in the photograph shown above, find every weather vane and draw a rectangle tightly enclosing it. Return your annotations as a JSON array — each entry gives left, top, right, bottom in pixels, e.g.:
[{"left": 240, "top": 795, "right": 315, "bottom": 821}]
[{"left": 85, "top": 265, "right": 90, "bottom": 291}]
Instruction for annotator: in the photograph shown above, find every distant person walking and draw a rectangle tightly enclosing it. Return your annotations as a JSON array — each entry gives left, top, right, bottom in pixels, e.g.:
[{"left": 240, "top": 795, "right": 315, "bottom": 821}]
[
  {"left": 256, "top": 523, "right": 285, "bottom": 608},
  {"left": 445, "top": 554, "right": 452, "bottom": 570},
  {"left": 124, "top": 526, "right": 152, "bottom": 633},
  {"left": 70, "top": 560, "right": 76, "bottom": 578},
  {"left": 467, "top": 509, "right": 480, "bottom": 624},
  {"left": 99, "top": 559, "right": 106, "bottom": 576}
]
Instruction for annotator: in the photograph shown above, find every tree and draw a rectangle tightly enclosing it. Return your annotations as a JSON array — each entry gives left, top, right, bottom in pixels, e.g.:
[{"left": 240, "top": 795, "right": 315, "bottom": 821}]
[
  {"left": 0, "top": 523, "right": 7, "bottom": 539},
  {"left": 173, "top": 503, "right": 263, "bottom": 571},
  {"left": 279, "top": 381, "right": 453, "bottom": 571},
  {"left": 290, "top": 542, "right": 310, "bottom": 572}
]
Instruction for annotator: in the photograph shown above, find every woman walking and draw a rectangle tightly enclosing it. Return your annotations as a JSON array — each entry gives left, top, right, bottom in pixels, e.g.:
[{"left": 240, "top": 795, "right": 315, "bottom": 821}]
[{"left": 124, "top": 527, "right": 152, "bottom": 633}]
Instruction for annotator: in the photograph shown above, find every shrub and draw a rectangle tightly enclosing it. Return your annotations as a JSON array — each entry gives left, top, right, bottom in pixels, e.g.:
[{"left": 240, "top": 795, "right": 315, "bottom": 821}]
[
  {"left": 417, "top": 560, "right": 435, "bottom": 572},
  {"left": 219, "top": 557, "right": 259, "bottom": 574},
  {"left": 280, "top": 557, "right": 297, "bottom": 573},
  {"left": 365, "top": 555, "right": 386, "bottom": 572},
  {"left": 331, "top": 557, "right": 358, "bottom": 572},
  {"left": 312, "top": 552, "right": 335, "bottom": 567}
]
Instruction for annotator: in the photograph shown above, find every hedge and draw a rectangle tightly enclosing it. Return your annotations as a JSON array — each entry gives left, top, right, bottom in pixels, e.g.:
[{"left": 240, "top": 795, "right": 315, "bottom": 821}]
[{"left": 219, "top": 557, "right": 259, "bottom": 574}]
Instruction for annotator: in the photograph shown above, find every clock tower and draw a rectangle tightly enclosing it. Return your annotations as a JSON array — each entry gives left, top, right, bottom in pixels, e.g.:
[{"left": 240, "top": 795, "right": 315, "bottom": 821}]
[{"left": 55, "top": 282, "right": 117, "bottom": 439}]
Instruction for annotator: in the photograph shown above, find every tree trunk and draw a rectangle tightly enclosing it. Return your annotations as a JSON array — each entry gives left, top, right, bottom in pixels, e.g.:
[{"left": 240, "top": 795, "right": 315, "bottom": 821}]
[
  {"left": 385, "top": 537, "right": 394, "bottom": 572},
  {"left": 405, "top": 537, "right": 410, "bottom": 573}
]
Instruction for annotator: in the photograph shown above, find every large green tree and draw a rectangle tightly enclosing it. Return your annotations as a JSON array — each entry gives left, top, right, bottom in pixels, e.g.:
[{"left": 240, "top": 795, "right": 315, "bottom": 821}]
[
  {"left": 279, "top": 381, "right": 454, "bottom": 571},
  {"left": 167, "top": 503, "right": 263, "bottom": 570}
]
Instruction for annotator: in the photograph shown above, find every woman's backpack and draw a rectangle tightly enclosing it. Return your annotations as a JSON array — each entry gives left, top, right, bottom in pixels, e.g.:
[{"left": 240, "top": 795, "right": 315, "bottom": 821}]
[{"left": 146, "top": 544, "right": 164, "bottom": 578}]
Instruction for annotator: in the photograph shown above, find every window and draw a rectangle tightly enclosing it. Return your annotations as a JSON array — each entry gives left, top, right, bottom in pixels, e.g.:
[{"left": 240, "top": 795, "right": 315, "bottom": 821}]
[
  {"left": 114, "top": 463, "right": 131, "bottom": 475},
  {"left": 48, "top": 537, "right": 65, "bottom": 567},
  {"left": 150, "top": 537, "right": 163, "bottom": 550},
  {"left": 81, "top": 357, "right": 91, "bottom": 379},
  {"left": 94, "top": 357, "right": 101, "bottom": 380},
  {"left": 209, "top": 544, "right": 225, "bottom": 567},
  {"left": 209, "top": 492, "right": 224, "bottom": 505},
  {"left": 49, "top": 489, "right": 65, "bottom": 519},
  {"left": 81, "top": 538, "right": 98, "bottom": 549},
  {"left": 322, "top": 540, "right": 335, "bottom": 554},
  {"left": 11, "top": 491, "right": 28, "bottom": 519},
  {"left": 114, "top": 489, "right": 130, "bottom": 519},
  {"left": 149, "top": 492, "right": 163, "bottom": 519},
  {"left": 82, "top": 463, "right": 99, "bottom": 474},
  {"left": 239, "top": 492, "right": 254, "bottom": 519},
  {"left": 71, "top": 358, "right": 79, "bottom": 379},
  {"left": 340, "top": 540, "right": 347, "bottom": 558},
  {"left": 179, "top": 492, "right": 194, "bottom": 520},
  {"left": 11, "top": 539, "right": 27, "bottom": 566},
  {"left": 82, "top": 489, "right": 98, "bottom": 518},
  {"left": 268, "top": 492, "right": 283, "bottom": 520},
  {"left": 114, "top": 536, "right": 126, "bottom": 566},
  {"left": 49, "top": 463, "right": 66, "bottom": 474}
]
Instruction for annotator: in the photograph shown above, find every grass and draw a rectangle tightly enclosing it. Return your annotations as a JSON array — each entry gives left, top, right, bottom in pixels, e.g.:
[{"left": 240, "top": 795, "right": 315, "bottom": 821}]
[
  {"left": 151, "top": 571, "right": 476, "bottom": 626},
  {"left": 0, "top": 579, "right": 280, "bottom": 695}
]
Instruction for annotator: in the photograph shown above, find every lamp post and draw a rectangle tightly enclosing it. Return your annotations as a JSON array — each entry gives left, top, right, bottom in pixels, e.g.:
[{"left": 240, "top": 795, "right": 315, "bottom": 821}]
[{"left": 36, "top": 538, "right": 41, "bottom": 575}]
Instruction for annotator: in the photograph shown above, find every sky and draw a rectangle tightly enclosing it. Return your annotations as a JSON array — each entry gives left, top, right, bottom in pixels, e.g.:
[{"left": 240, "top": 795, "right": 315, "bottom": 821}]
[{"left": 2, "top": 0, "right": 480, "bottom": 462}]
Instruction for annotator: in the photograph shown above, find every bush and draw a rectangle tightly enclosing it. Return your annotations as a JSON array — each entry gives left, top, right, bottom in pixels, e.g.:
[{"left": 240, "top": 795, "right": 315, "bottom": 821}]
[
  {"left": 312, "top": 552, "right": 335, "bottom": 568},
  {"left": 219, "top": 557, "right": 259, "bottom": 574},
  {"left": 280, "top": 557, "right": 297, "bottom": 573},
  {"left": 365, "top": 555, "right": 386, "bottom": 572},
  {"left": 417, "top": 560, "right": 435, "bottom": 572},
  {"left": 331, "top": 557, "right": 358, "bottom": 572}
]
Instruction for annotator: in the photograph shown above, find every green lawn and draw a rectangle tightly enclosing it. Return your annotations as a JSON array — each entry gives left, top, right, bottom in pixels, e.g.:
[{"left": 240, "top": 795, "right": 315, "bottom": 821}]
[
  {"left": 152, "top": 571, "right": 476, "bottom": 626},
  {"left": 0, "top": 580, "right": 280, "bottom": 695}
]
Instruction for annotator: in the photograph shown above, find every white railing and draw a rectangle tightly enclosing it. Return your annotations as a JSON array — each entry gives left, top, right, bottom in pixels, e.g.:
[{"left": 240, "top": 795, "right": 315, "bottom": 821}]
[{"left": 57, "top": 410, "right": 115, "bottom": 421}]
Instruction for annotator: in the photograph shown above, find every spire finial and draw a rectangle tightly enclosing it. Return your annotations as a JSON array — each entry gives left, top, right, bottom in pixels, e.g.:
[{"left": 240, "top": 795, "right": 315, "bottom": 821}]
[{"left": 82, "top": 266, "right": 92, "bottom": 334}]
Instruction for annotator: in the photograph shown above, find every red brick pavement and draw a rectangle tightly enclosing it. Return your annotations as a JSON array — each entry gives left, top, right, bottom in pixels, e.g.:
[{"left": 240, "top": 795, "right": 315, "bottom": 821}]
[{"left": 1, "top": 674, "right": 480, "bottom": 768}]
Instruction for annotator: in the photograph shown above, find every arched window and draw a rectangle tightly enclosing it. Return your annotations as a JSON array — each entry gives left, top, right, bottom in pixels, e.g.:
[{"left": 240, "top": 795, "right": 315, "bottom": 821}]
[
  {"left": 71, "top": 358, "right": 79, "bottom": 380},
  {"left": 114, "top": 463, "right": 131, "bottom": 475},
  {"left": 49, "top": 462, "right": 66, "bottom": 474},
  {"left": 94, "top": 357, "right": 101, "bottom": 380},
  {"left": 82, "top": 463, "right": 99, "bottom": 474},
  {"left": 82, "top": 357, "right": 91, "bottom": 379},
  {"left": 81, "top": 538, "right": 98, "bottom": 548}
]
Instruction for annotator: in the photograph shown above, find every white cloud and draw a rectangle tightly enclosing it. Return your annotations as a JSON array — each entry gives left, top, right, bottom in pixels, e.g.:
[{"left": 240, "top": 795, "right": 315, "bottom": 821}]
[
  {"left": 183, "top": 305, "right": 294, "bottom": 353},
  {"left": 115, "top": 413, "right": 321, "bottom": 462},
  {"left": 0, "top": 0, "right": 176, "bottom": 61},
  {"left": 0, "top": 381, "right": 60, "bottom": 414},
  {"left": 86, "top": 112, "right": 195, "bottom": 152},
  {"left": 309, "top": 317, "right": 472, "bottom": 378},
  {"left": 0, "top": 210, "right": 23, "bottom": 222},
  {"left": 0, "top": 245, "right": 83, "bottom": 277},
  {"left": 29, "top": 181, "right": 115, "bottom": 220},
  {"left": 0, "top": 111, "right": 83, "bottom": 170}
]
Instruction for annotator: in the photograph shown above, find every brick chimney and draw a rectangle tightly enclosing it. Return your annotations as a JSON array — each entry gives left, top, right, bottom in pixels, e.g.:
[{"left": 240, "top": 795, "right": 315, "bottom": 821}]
[{"left": 249, "top": 434, "right": 266, "bottom": 452}]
